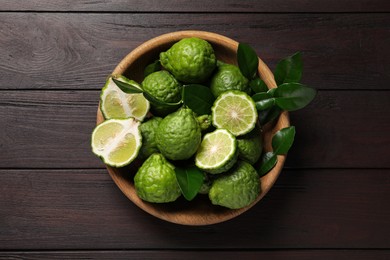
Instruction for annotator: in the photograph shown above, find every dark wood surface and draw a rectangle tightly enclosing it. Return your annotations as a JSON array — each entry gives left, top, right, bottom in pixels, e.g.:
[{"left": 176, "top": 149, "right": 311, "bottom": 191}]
[{"left": 1, "top": 1, "right": 389, "bottom": 259}]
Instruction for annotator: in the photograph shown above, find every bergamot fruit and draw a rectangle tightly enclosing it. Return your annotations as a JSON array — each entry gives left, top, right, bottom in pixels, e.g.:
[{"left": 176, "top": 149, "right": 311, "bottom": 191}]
[
  {"left": 91, "top": 118, "right": 142, "bottom": 167},
  {"left": 139, "top": 117, "right": 163, "bottom": 159},
  {"left": 141, "top": 70, "right": 182, "bottom": 116},
  {"left": 237, "top": 127, "right": 263, "bottom": 164},
  {"left": 156, "top": 107, "right": 201, "bottom": 160},
  {"left": 195, "top": 128, "right": 238, "bottom": 174},
  {"left": 100, "top": 75, "right": 150, "bottom": 121},
  {"left": 134, "top": 153, "right": 181, "bottom": 203},
  {"left": 160, "top": 37, "right": 217, "bottom": 83},
  {"left": 209, "top": 161, "right": 260, "bottom": 209},
  {"left": 211, "top": 90, "right": 257, "bottom": 136},
  {"left": 210, "top": 62, "right": 250, "bottom": 98}
]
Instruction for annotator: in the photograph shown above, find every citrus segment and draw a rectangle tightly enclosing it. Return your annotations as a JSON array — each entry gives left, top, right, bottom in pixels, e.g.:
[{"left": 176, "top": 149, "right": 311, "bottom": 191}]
[
  {"left": 91, "top": 118, "right": 141, "bottom": 167},
  {"left": 100, "top": 76, "right": 150, "bottom": 121},
  {"left": 195, "top": 129, "right": 237, "bottom": 174},
  {"left": 211, "top": 90, "right": 257, "bottom": 136}
]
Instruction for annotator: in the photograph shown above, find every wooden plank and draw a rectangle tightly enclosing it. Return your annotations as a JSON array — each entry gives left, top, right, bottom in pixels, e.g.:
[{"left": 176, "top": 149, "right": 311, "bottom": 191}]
[
  {"left": 287, "top": 89, "right": 390, "bottom": 168},
  {"left": 1, "top": 90, "right": 389, "bottom": 169},
  {"left": 0, "top": 13, "right": 389, "bottom": 90},
  {"left": 0, "top": 91, "right": 103, "bottom": 169},
  {"left": 1, "top": 250, "right": 389, "bottom": 260},
  {"left": 1, "top": 0, "right": 390, "bottom": 12},
  {"left": 0, "top": 169, "right": 388, "bottom": 249}
]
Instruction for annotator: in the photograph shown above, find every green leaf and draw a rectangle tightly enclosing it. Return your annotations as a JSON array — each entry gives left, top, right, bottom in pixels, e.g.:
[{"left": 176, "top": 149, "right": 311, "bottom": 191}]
[
  {"left": 272, "top": 126, "right": 296, "bottom": 155},
  {"left": 112, "top": 77, "right": 143, "bottom": 94},
  {"left": 252, "top": 92, "right": 272, "bottom": 102},
  {"left": 274, "top": 52, "right": 303, "bottom": 86},
  {"left": 237, "top": 43, "right": 259, "bottom": 79},
  {"left": 256, "top": 98, "right": 275, "bottom": 111},
  {"left": 267, "top": 88, "right": 277, "bottom": 96},
  {"left": 274, "top": 83, "right": 317, "bottom": 111},
  {"left": 142, "top": 91, "right": 182, "bottom": 107},
  {"left": 252, "top": 92, "right": 275, "bottom": 111},
  {"left": 250, "top": 77, "right": 268, "bottom": 93},
  {"left": 175, "top": 165, "right": 204, "bottom": 201},
  {"left": 258, "top": 152, "right": 278, "bottom": 177},
  {"left": 258, "top": 106, "right": 281, "bottom": 126},
  {"left": 182, "top": 84, "right": 215, "bottom": 115},
  {"left": 144, "top": 60, "right": 161, "bottom": 77}
]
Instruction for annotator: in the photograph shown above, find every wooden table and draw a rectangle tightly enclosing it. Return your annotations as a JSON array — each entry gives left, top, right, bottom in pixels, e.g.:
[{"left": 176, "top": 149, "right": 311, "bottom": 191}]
[{"left": 1, "top": 1, "right": 389, "bottom": 259}]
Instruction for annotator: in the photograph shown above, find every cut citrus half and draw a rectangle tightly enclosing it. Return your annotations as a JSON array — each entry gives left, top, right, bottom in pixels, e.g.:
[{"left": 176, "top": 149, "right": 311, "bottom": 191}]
[
  {"left": 100, "top": 75, "right": 150, "bottom": 121},
  {"left": 91, "top": 118, "right": 142, "bottom": 167},
  {"left": 195, "top": 129, "right": 237, "bottom": 174},
  {"left": 211, "top": 90, "right": 257, "bottom": 136}
]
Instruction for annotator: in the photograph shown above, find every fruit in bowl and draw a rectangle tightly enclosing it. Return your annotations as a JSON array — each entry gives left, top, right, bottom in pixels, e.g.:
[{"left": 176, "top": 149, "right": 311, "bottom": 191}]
[{"left": 91, "top": 31, "right": 316, "bottom": 225}]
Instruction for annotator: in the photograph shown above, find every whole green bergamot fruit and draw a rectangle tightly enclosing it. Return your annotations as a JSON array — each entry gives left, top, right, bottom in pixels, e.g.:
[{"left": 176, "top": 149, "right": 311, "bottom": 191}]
[
  {"left": 209, "top": 161, "right": 260, "bottom": 209},
  {"left": 160, "top": 37, "right": 217, "bottom": 83},
  {"left": 139, "top": 117, "right": 163, "bottom": 159},
  {"left": 134, "top": 153, "right": 181, "bottom": 203},
  {"left": 156, "top": 107, "right": 201, "bottom": 160},
  {"left": 210, "top": 62, "right": 250, "bottom": 98},
  {"left": 237, "top": 127, "right": 263, "bottom": 165},
  {"left": 141, "top": 70, "right": 182, "bottom": 116}
]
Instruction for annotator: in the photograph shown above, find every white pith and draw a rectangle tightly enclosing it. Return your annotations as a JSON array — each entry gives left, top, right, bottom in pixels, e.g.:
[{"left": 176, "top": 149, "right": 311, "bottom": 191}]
[
  {"left": 92, "top": 118, "right": 141, "bottom": 166},
  {"left": 101, "top": 77, "right": 149, "bottom": 121}
]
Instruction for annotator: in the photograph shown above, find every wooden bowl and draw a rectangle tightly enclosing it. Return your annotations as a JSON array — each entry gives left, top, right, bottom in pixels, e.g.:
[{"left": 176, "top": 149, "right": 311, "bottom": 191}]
[{"left": 96, "top": 31, "right": 289, "bottom": 225}]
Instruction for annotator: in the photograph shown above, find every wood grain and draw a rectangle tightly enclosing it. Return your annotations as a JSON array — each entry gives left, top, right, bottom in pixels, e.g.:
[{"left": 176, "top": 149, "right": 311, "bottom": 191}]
[
  {"left": 1, "top": 2, "right": 389, "bottom": 255},
  {"left": 1, "top": 13, "right": 389, "bottom": 90},
  {"left": 1, "top": 0, "right": 390, "bottom": 12},
  {"left": 0, "top": 169, "right": 388, "bottom": 249},
  {"left": 1, "top": 250, "right": 389, "bottom": 260},
  {"left": 1, "top": 90, "right": 389, "bottom": 169}
]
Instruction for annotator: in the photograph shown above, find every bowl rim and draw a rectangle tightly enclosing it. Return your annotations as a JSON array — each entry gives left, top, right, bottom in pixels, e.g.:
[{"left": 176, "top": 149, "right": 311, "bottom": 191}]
[{"left": 97, "top": 30, "right": 290, "bottom": 225}]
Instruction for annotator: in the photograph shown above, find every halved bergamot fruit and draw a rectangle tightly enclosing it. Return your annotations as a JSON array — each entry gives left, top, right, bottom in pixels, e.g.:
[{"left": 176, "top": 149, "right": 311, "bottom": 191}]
[
  {"left": 91, "top": 118, "right": 142, "bottom": 167},
  {"left": 195, "top": 128, "right": 237, "bottom": 174},
  {"left": 211, "top": 90, "right": 257, "bottom": 136},
  {"left": 100, "top": 75, "right": 150, "bottom": 121}
]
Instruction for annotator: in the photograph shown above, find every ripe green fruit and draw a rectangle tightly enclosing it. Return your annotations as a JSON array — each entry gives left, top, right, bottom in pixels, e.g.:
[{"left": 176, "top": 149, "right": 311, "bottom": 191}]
[
  {"left": 156, "top": 108, "right": 201, "bottom": 160},
  {"left": 160, "top": 37, "right": 217, "bottom": 83},
  {"left": 141, "top": 70, "right": 182, "bottom": 116},
  {"left": 237, "top": 127, "right": 263, "bottom": 164},
  {"left": 209, "top": 161, "right": 260, "bottom": 209},
  {"left": 134, "top": 153, "right": 181, "bottom": 203},
  {"left": 210, "top": 62, "right": 250, "bottom": 98},
  {"left": 139, "top": 117, "right": 163, "bottom": 159}
]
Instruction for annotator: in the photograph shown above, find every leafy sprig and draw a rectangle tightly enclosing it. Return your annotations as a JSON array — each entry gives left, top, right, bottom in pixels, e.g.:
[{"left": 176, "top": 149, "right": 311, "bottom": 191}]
[{"left": 237, "top": 43, "right": 316, "bottom": 176}]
